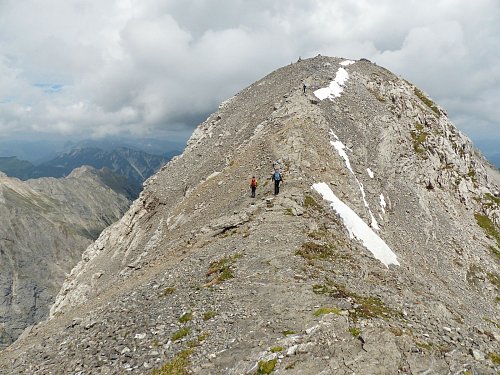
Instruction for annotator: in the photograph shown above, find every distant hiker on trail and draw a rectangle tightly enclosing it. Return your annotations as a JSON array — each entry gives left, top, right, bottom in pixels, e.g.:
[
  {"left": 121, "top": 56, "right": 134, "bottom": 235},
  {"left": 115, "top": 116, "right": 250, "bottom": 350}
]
[
  {"left": 250, "top": 176, "right": 258, "bottom": 198},
  {"left": 271, "top": 169, "right": 283, "bottom": 195},
  {"left": 302, "top": 82, "right": 307, "bottom": 94}
]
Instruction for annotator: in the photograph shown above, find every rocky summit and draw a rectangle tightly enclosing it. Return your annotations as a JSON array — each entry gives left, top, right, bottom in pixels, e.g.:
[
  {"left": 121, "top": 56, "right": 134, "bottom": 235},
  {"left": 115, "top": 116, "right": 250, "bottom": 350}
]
[{"left": 1, "top": 56, "right": 499, "bottom": 374}]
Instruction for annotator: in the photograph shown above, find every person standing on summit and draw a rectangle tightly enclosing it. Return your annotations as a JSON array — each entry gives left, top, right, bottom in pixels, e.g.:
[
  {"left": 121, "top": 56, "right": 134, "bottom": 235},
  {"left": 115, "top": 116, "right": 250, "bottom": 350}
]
[{"left": 272, "top": 169, "right": 283, "bottom": 195}]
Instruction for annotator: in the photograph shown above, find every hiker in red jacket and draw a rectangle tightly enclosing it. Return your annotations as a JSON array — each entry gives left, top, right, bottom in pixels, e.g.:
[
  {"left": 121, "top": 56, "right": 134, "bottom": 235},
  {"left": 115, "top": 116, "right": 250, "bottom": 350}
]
[{"left": 250, "top": 176, "right": 258, "bottom": 198}]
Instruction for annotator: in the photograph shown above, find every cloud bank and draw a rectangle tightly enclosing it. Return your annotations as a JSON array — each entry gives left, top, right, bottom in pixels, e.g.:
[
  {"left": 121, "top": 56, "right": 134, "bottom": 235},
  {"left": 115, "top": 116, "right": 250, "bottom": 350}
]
[{"left": 0, "top": 0, "right": 498, "bottom": 144}]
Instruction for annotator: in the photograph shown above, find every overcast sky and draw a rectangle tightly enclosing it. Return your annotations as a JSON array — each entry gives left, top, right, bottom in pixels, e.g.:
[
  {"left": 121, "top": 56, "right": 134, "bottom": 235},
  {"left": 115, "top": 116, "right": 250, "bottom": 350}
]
[{"left": 0, "top": 0, "right": 498, "bottom": 148}]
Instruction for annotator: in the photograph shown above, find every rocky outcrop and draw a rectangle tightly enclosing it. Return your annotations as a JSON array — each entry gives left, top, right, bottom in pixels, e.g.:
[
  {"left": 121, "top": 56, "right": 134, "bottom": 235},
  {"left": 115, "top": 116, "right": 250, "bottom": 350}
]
[
  {"left": 0, "top": 166, "right": 131, "bottom": 348},
  {"left": 1, "top": 56, "right": 499, "bottom": 374}
]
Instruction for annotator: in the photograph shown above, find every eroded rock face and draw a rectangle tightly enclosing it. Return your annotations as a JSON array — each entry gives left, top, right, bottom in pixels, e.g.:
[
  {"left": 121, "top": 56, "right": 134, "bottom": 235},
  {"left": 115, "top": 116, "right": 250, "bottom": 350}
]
[
  {"left": 1, "top": 56, "right": 499, "bottom": 374},
  {"left": 0, "top": 166, "right": 131, "bottom": 348}
]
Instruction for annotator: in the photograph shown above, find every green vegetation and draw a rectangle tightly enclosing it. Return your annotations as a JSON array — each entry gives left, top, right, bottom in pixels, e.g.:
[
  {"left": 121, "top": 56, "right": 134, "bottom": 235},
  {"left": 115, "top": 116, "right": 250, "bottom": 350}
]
[
  {"left": 410, "top": 122, "right": 429, "bottom": 156},
  {"left": 282, "top": 330, "right": 296, "bottom": 336},
  {"left": 416, "top": 341, "right": 433, "bottom": 351},
  {"left": 484, "top": 193, "right": 500, "bottom": 206},
  {"left": 312, "top": 280, "right": 399, "bottom": 321},
  {"left": 314, "top": 307, "right": 341, "bottom": 317},
  {"left": 296, "top": 242, "right": 336, "bottom": 261},
  {"left": 198, "top": 332, "right": 209, "bottom": 342},
  {"left": 488, "top": 352, "right": 500, "bottom": 364},
  {"left": 312, "top": 283, "right": 332, "bottom": 295},
  {"left": 187, "top": 332, "right": 209, "bottom": 348},
  {"left": 204, "top": 253, "right": 243, "bottom": 287},
  {"left": 221, "top": 228, "right": 238, "bottom": 238},
  {"left": 389, "top": 327, "right": 404, "bottom": 336},
  {"left": 172, "top": 327, "right": 190, "bottom": 341},
  {"left": 353, "top": 296, "right": 396, "bottom": 320},
  {"left": 160, "top": 287, "right": 176, "bottom": 296},
  {"left": 284, "top": 208, "right": 294, "bottom": 215},
  {"left": 414, "top": 87, "right": 440, "bottom": 116},
  {"left": 467, "top": 168, "right": 478, "bottom": 184},
  {"left": 348, "top": 327, "right": 361, "bottom": 337},
  {"left": 270, "top": 346, "right": 283, "bottom": 353},
  {"left": 304, "top": 194, "right": 322, "bottom": 210},
  {"left": 257, "top": 358, "right": 277, "bottom": 374},
  {"left": 203, "top": 311, "right": 216, "bottom": 321},
  {"left": 475, "top": 213, "right": 500, "bottom": 250},
  {"left": 486, "top": 272, "right": 500, "bottom": 289},
  {"left": 151, "top": 349, "right": 192, "bottom": 375},
  {"left": 178, "top": 312, "right": 193, "bottom": 323},
  {"left": 308, "top": 228, "right": 329, "bottom": 240}
]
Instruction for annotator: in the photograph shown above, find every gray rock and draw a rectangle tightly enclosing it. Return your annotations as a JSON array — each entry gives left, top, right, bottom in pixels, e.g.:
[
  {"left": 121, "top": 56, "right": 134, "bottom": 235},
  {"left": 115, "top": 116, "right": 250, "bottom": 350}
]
[{"left": 471, "top": 348, "right": 486, "bottom": 361}]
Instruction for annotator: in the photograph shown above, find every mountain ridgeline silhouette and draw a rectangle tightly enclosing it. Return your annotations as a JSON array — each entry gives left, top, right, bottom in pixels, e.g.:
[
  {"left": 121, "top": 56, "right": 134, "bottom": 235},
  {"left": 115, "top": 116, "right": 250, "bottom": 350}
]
[
  {"left": 1, "top": 56, "right": 499, "bottom": 374},
  {"left": 0, "top": 146, "right": 171, "bottom": 199}
]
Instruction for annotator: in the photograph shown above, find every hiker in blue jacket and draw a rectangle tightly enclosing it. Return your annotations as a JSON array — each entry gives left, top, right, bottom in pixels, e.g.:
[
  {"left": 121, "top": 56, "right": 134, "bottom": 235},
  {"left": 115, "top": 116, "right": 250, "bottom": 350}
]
[{"left": 271, "top": 169, "right": 283, "bottom": 195}]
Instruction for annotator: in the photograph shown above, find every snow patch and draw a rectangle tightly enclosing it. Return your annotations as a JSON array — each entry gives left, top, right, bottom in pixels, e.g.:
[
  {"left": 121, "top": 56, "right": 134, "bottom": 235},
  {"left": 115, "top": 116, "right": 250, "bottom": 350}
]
[
  {"left": 367, "top": 168, "right": 374, "bottom": 178},
  {"left": 330, "top": 130, "right": 379, "bottom": 230},
  {"left": 380, "top": 194, "right": 387, "bottom": 214},
  {"left": 312, "top": 183, "right": 399, "bottom": 267},
  {"left": 314, "top": 67, "right": 349, "bottom": 101},
  {"left": 340, "top": 60, "right": 356, "bottom": 66}
]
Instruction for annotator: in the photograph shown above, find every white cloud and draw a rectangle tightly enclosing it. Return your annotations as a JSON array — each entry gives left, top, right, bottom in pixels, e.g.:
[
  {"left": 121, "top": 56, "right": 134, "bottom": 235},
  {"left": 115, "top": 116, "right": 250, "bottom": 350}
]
[{"left": 0, "top": 0, "right": 498, "bottom": 145}]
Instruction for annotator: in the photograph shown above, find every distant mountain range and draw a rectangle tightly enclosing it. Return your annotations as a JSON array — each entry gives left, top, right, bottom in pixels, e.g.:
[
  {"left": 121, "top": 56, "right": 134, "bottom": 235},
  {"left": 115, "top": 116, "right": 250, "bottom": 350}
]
[
  {"left": 0, "top": 137, "right": 185, "bottom": 164},
  {"left": 0, "top": 146, "right": 175, "bottom": 198}
]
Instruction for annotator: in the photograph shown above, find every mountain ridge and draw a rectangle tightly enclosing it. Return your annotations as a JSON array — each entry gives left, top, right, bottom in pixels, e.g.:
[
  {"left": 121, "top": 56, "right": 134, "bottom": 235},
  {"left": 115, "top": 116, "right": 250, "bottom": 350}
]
[
  {"left": 1, "top": 55, "right": 499, "bottom": 374},
  {"left": 0, "top": 146, "right": 170, "bottom": 199}
]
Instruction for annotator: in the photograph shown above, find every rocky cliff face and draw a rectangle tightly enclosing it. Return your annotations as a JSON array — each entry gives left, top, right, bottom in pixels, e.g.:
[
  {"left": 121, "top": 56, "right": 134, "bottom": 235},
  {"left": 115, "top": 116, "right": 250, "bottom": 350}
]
[
  {"left": 0, "top": 166, "right": 131, "bottom": 348},
  {"left": 1, "top": 56, "right": 499, "bottom": 374}
]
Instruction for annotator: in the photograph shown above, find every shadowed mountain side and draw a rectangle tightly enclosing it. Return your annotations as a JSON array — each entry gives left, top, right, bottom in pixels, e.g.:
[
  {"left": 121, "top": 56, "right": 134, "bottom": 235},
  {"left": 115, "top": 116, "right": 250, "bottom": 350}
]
[{"left": 0, "top": 167, "right": 131, "bottom": 348}]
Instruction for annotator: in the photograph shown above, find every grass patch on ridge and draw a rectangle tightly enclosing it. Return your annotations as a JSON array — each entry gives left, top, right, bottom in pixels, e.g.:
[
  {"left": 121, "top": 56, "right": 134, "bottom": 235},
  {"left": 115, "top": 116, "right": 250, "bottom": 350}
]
[
  {"left": 475, "top": 213, "right": 500, "bottom": 252},
  {"left": 151, "top": 349, "right": 193, "bottom": 375},
  {"left": 414, "top": 88, "right": 440, "bottom": 116},
  {"left": 204, "top": 253, "right": 243, "bottom": 287},
  {"left": 312, "top": 280, "right": 399, "bottom": 321}
]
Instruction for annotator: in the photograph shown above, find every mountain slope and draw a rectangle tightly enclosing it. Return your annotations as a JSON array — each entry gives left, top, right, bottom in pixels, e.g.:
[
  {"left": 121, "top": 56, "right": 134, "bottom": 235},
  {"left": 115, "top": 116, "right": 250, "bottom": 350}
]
[
  {"left": 0, "top": 157, "right": 34, "bottom": 180},
  {"left": 1, "top": 56, "right": 499, "bottom": 374},
  {"left": 0, "top": 167, "right": 131, "bottom": 348}
]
